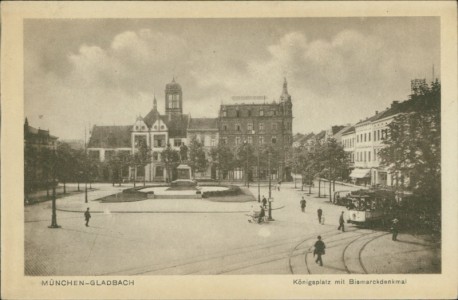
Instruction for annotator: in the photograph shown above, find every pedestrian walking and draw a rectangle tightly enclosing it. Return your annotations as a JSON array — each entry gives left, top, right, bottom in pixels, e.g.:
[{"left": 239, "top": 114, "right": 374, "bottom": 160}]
[
  {"left": 300, "top": 197, "right": 306, "bottom": 212},
  {"left": 317, "top": 208, "right": 323, "bottom": 224},
  {"left": 84, "top": 207, "right": 91, "bottom": 227},
  {"left": 338, "top": 211, "right": 345, "bottom": 232},
  {"left": 391, "top": 218, "right": 399, "bottom": 241},
  {"left": 313, "top": 235, "right": 326, "bottom": 266},
  {"left": 262, "top": 196, "right": 267, "bottom": 208},
  {"left": 277, "top": 180, "right": 281, "bottom": 191}
]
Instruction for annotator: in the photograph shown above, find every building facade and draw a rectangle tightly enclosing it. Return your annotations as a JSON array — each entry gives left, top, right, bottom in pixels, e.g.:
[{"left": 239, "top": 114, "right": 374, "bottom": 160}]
[
  {"left": 218, "top": 78, "right": 293, "bottom": 180},
  {"left": 87, "top": 78, "right": 293, "bottom": 182}
]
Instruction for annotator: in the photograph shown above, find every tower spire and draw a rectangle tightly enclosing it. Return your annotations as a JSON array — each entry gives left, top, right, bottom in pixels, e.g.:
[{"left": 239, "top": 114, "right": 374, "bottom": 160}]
[{"left": 153, "top": 94, "right": 157, "bottom": 110}]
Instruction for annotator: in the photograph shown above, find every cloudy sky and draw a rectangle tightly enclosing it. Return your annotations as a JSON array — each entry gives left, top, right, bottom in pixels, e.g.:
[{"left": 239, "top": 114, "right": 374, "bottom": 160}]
[{"left": 24, "top": 17, "right": 440, "bottom": 140}]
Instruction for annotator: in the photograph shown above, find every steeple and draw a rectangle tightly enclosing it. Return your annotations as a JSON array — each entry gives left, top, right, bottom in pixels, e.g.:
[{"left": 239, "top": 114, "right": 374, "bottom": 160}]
[
  {"left": 280, "top": 77, "right": 291, "bottom": 102},
  {"left": 153, "top": 94, "right": 158, "bottom": 111}
]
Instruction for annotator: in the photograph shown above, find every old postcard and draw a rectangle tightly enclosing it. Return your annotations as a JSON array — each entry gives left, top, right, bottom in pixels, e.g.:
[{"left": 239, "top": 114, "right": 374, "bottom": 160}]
[{"left": 1, "top": 1, "right": 457, "bottom": 299}]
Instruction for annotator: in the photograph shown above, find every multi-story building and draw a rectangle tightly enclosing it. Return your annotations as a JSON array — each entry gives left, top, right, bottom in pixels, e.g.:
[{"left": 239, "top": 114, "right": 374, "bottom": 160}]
[
  {"left": 218, "top": 78, "right": 293, "bottom": 180},
  {"left": 187, "top": 117, "right": 219, "bottom": 179},
  {"left": 341, "top": 126, "right": 355, "bottom": 168},
  {"left": 87, "top": 77, "right": 293, "bottom": 182},
  {"left": 87, "top": 79, "right": 189, "bottom": 182}
]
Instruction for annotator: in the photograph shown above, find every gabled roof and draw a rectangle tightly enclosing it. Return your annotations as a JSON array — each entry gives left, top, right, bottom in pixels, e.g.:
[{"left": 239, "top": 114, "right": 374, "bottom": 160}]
[
  {"left": 25, "top": 125, "right": 58, "bottom": 140},
  {"left": 188, "top": 118, "right": 218, "bottom": 131},
  {"left": 143, "top": 108, "right": 165, "bottom": 128},
  {"left": 87, "top": 125, "right": 131, "bottom": 148},
  {"left": 333, "top": 124, "right": 353, "bottom": 139}
]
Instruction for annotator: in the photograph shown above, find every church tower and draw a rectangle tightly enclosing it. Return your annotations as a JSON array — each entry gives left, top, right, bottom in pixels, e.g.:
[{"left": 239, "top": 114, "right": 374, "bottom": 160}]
[{"left": 165, "top": 77, "right": 183, "bottom": 119}]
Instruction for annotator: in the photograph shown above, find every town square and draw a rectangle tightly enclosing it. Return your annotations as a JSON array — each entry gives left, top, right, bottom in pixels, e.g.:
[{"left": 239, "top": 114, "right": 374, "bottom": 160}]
[{"left": 3, "top": 3, "right": 457, "bottom": 299}]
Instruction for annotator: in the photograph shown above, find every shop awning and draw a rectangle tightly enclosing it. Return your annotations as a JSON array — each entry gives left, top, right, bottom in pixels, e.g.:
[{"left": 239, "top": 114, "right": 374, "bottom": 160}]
[{"left": 350, "top": 168, "right": 371, "bottom": 178}]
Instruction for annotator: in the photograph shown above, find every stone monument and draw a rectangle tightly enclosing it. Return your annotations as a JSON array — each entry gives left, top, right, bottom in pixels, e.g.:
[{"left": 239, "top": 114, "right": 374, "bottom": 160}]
[{"left": 168, "top": 164, "right": 198, "bottom": 190}]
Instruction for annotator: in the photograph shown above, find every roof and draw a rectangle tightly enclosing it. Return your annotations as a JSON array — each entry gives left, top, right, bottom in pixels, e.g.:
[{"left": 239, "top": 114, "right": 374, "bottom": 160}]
[
  {"left": 341, "top": 126, "right": 355, "bottom": 135},
  {"left": 163, "top": 114, "right": 190, "bottom": 138},
  {"left": 188, "top": 118, "right": 218, "bottom": 131},
  {"left": 25, "top": 125, "right": 58, "bottom": 140},
  {"left": 87, "top": 125, "right": 131, "bottom": 148},
  {"left": 143, "top": 108, "right": 165, "bottom": 128},
  {"left": 333, "top": 124, "right": 353, "bottom": 139},
  {"left": 315, "top": 130, "right": 326, "bottom": 140}
]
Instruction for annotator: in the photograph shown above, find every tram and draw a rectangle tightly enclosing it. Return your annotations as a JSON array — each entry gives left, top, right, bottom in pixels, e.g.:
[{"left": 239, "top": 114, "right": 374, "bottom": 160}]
[
  {"left": 346, "top": 189, "right": 397, "bottom": 225},
  {"left": 332, "top": 190, "right": 352, "bottom": 206}
]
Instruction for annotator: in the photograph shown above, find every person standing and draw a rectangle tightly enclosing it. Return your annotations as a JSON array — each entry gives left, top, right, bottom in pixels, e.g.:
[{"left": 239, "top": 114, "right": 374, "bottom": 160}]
[
  {"left": 84, "top": 207, "right": 91, "bottom": 227},
  {"left": 391, "top": 218, "right": 399, "bottom": 241},
  {"left": 313, "top": 236, "right": 326, "bottom": 266},
  {"left": 262, "top": 196, "right": 267, "bottom": 208},
  {"left": 317, "top": 208, "right": 323, "bottom": 224},
  {"left": 338, "top": 211, "right": 345, "bottom": 232},
  {"left": 258, "top": 205, "right": 266, "bottom": 224},
  {"left": 300, "top": 197, "right": 306, "bottom": 212}
]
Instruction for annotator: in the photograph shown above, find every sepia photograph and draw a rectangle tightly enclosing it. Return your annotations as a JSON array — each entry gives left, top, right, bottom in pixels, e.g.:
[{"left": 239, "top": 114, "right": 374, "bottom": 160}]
[{"left": 2, "top": 1, "right": 457, "bottom": 299}]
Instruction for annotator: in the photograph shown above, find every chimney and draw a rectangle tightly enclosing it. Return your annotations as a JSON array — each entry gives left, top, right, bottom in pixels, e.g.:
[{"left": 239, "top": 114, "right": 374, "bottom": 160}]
[{"left": 391, "top": 101, "right": 399, "bottom": 108}]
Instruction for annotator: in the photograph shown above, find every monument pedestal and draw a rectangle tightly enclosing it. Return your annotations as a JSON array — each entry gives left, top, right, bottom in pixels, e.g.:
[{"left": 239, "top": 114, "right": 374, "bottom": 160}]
[{"left": 168, "top": 164, "right": 198, "bottom": 191}]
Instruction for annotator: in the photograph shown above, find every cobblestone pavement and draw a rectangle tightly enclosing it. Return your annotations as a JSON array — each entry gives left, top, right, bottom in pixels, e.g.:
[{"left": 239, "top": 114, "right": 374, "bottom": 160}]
[{"left": 24, "top": 182, "right": 440, "bottom": 275}]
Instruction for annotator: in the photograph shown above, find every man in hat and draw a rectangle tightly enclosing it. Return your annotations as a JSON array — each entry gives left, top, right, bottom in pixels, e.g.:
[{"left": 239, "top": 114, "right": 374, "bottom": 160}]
[
  {"left": 313, "top": 235, "right": 326, "bottom": 266},
  {"left": 391, "top": 218, "right": 399, "bottom": 241},
  {"left": 84, "top": 207, "right": 91, "bottom": 227},
  {"left": 300, "top": 197, "right": 306, "bottom": 212},
  {"left": 338, "top": 211, "right": 345, "bottom": 232}
]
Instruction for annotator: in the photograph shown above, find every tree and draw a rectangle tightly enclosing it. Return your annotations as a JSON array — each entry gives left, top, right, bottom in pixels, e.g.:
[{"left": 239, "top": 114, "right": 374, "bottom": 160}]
[
  {"left": 379, "top": 80, "right": 441, "bottom": 212},
  {"left": 56, "top": 142, "right": 74, "bottom": 194},
  {"left": 319, "top": 138, "right": 349, "bottom": 202},
  {"left": 162, "top": 144, "right": 180, "bottom": 182},
  {"left": 211, "top": 143, "right": 235, "bottom": 180},
  {"left": 24, "top": 143, "right": 38, "bottom": 203},
  {"left": 235, "top": 142, "right": 257, "bottom": 184},
  {"left": 188, "top": 137, "right": 207, "bottom": 178}
]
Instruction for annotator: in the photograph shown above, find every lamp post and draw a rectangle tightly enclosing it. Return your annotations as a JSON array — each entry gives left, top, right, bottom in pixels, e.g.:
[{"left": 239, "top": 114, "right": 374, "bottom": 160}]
[
  {"left": 49, "top": 150, "right": 60, "bottom": 228},
  {"left": 267, "top": 149, "right": 274, "bottom": 221},
  {"left": 257, "top": 147, "right": 260, "bottom": 202}
]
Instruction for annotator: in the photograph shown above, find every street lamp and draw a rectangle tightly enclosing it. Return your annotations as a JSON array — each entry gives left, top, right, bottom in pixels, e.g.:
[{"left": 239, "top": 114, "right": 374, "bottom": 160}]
[
  {"left": 267, "top": 150, "right": 274, "bottom": 221},
  {"left": 49, "top": 149, "right": 60, "bottom": 228}
]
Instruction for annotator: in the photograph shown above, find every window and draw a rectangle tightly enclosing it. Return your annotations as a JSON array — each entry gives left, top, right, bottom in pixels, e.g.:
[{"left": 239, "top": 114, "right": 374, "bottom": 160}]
[
  {"left": 222, "top": 137, "right": 228, "bottom": 144},
  {"left": 153, "top": 152, "right": 159, "bottom": 161},
  {"left": 211, "top": 139, "right": 216, "bottom": 146},
  {"left": 364, "top": 152, "right": 366, "bottom": 162},
  {"left": 248, "top": 110, "right": 252, "bottom": 117},
  {"left": 368, "top": 133, "right": 371, "bottom": 141},
  {"left": 259, "top": 136, "right": 264, "bottom": 144},
  {"left": 235, "top": 136, "right": 241, "bottom": 145},
  {"left": 364, "top": 133, "right": 366, "bottom": 142},
  {"left": 368, "top": 151, "right": 371, "bottom": 161},
  {"left": 223, "top": 111, "right": 227, "bottom": 117},
  {"left": 273, "top": 110, "right": 277, "bottom": 116},
  {"left": 374, "top": 131, "right": 377, "bottom": 141},
  {"left": 247, "top": 136, "right": 252, "bottom": 144},
  {"left": 260, "top": 109, "right": 264, "bottom": 116},
  {"left": 259, "top": 122, "right": 264, "bottom": 131},
  {"left": 272, "top": 123, "right": 278, "bottom": 131},
  {"left": 174, "top": 139, "right": 182, "bottom": 147},
  {"left": 247, "top": 123, "right": 253, "bottom": 131},
  {"left": 236, "top": 109, "right": 240, "bottom": 117},
  {"left": 168, "top": 95, "right": 172, "bottom": 100},
  {"left": 357, "top": 135, "right": 359, "bottom": 143},
  {"left": 236, "top": 124, "right": 241, "bottom": 131},
  {"left": 154, "top": 135, "right": 166, "bottom": 148},
  {"left": 223, "top": 124, "right": 227, "bottom": 131},
  {"left": 272, "top": 136, "right": 277, "bottom": 144}
]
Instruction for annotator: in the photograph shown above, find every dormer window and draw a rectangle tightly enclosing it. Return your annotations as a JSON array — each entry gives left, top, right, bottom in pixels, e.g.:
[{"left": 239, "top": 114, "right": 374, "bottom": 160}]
[
  {"left": 135, "top": 126, "right": 139, "bottom": 130},
  {"left": 161, "top": 125, "right": 165, "bottom": 130}
]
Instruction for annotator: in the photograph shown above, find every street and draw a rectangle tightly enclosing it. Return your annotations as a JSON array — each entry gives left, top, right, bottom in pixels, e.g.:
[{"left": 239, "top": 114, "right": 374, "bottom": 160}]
[{"left": 25, "top": 182, "right": 440, "bottom": 275}]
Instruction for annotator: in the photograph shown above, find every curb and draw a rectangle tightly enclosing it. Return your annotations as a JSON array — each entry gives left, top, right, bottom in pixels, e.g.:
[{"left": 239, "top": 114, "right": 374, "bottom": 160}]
[{"left": 56, "top": 205, "right": 286, "bottom": 214}]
